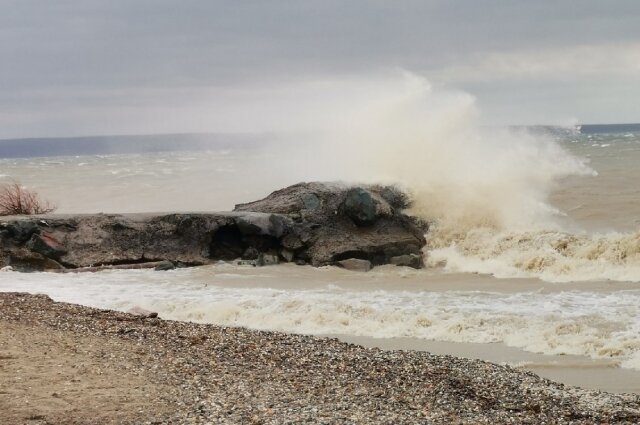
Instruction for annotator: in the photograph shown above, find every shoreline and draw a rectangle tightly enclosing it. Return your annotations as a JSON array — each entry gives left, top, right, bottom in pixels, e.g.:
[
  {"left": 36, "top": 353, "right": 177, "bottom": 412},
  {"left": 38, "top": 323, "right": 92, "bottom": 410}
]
[
  {"left": 332, "top": 335, "right": 640, "bottom": 395},
  {"left": 2, "top": 263, "right": 639, "bottom": 397},
  {"left": 2, "top": 292, "right": 640, "bottom": 424}
]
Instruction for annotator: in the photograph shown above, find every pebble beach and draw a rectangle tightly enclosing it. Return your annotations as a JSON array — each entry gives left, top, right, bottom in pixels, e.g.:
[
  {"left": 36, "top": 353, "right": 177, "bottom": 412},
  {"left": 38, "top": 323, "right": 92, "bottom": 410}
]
[{"left": 2, "top": 292, "right": 640, "bottom": 424}]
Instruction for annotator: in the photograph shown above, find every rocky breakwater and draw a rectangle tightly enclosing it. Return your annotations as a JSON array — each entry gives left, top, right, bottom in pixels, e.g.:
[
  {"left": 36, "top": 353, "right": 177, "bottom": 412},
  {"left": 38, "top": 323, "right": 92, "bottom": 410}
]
[{"left": 0, "top": 182, "right": 427, "bottom": 272}]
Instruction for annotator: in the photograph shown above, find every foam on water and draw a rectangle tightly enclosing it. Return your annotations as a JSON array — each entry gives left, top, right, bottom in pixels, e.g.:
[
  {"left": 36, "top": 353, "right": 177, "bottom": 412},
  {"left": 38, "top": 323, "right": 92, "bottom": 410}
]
[
  {"left": 1, "top": 265, "right": 639, "bottom": 370},
  {"left": 421, "top": 129, "right": 640, "bottom": 282},
  {"left": 427, "top": 228, "right": 640, "bottom": 282},
  {"left": 292, "top": 73, "right": 640, "bottom": 283}
]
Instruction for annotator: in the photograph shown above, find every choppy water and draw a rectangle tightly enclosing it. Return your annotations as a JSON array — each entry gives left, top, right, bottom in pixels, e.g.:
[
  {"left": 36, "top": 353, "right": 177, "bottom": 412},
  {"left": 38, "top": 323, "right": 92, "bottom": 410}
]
[
  {"left": 2, "top": 128, "right": 640, "bottom": 380},
  {"left": 2, "top": 264, "right": 639, "bottom": 372}
]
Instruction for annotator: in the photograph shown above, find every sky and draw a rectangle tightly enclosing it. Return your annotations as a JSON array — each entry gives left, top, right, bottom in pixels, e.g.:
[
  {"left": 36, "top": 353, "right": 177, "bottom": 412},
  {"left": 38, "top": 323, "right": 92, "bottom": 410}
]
[{"left": 1, "top": 0, "right": 639, "bottom": 138}]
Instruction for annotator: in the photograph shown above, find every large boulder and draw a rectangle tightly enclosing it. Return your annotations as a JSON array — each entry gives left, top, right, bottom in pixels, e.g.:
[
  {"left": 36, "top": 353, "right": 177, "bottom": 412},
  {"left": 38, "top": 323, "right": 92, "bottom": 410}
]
[
  {"left": 341, "top": 188, "right": 377, "bottom": 226},
  {"left": 235, "top": 182, "right": 427, "bottom": 267},
  {"left": 0, "top": 182, "right": 427, "bottom": 272}
]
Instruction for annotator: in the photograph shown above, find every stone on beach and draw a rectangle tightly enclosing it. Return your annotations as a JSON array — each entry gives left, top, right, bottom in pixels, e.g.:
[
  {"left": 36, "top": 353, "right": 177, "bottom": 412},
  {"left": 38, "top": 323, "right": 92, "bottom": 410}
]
[
  {"left": 255, "top": 253, "right": 279, "bottom": 266},
  {"left": 126, "top": 306, "right": 159, "bottom": 318},
  {"left": 154, "top": 260, "right": 176, "bottom": 271},
  {"left": 337, "top": 258, "right": 373, "bottom": 272}
]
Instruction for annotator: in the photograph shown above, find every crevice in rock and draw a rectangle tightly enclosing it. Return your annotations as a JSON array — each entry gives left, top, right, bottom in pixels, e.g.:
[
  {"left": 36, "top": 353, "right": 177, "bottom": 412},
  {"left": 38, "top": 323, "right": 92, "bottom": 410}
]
[
  {"left": 209, "top": 225, "right": 246, "bottom": 260},
  {"left": 332, "top": 250, "right": 388, "bottom": 265},
  {"left": 88, "top": 257, "right": 161, "bottom": 267}
]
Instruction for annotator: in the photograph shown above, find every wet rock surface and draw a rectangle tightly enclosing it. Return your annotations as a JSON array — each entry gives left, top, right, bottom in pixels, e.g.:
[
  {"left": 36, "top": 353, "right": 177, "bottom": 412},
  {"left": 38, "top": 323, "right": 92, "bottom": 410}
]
[
  {"left": 341, "top": 187, "right": 377, "bottom": 226},
  {"left": 337, "top": 258, "right": 373, "bottom": 272},
  {"left": 2, "top": 292, "right": 640, "bottom": 424},
  {"left": 390, "top": 253, "right": 424, "bottom": 269},
  {"left": 235, "top": 182, "right": 427, "bottom": 267},
  {"left": 0, "top": 182, "right": 427, "bottom": 272}
]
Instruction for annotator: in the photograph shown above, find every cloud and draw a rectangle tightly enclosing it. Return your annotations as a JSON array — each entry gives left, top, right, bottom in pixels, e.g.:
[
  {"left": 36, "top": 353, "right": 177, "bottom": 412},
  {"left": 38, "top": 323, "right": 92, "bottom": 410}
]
[
  {"left": 1, "top": 1, "right": 639, "bottom": 136},
  {"left": 437, "top": 42, "right": 640, "bottom": 83}
]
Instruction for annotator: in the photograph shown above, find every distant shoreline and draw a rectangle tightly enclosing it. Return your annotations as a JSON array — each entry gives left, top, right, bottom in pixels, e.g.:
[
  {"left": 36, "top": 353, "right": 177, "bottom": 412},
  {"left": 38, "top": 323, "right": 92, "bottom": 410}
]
[
  {"left": 0, "top": 124, "right": 638, "bottom": 159},
  {"left": 577, "top": 123, "right": 640, "bottom": 134},
  {"left": 0, "top": 132, "right": 270, "bottom": 159}
]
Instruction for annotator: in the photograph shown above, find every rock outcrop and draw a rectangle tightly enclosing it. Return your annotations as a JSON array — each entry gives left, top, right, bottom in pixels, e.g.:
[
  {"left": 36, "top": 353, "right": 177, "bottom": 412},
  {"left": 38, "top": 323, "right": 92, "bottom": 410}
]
[
  {"left": 0, "top": 182, "right": 427, "bottom": 272},
  {"left": 234, "top": 182, "right": 426, "bottom": 267}
]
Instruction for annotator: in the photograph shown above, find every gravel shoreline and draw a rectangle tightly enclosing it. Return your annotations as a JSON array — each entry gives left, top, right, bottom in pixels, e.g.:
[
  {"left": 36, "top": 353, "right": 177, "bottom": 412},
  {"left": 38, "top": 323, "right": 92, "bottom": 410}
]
[{"left": 2, "top": 292, "right": 640, "bottom": 424}]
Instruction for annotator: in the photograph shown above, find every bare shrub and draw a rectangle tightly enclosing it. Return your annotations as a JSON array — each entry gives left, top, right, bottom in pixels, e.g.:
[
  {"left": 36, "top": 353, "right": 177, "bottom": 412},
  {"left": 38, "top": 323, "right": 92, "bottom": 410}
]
[{"left": 0, "top": 181, "right": 57, "bottom": 215}]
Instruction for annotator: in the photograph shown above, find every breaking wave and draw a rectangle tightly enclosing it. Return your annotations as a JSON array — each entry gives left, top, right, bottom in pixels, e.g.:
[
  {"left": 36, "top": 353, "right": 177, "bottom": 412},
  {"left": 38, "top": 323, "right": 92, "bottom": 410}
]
[
  {"left": 315, "top": 72, "right": 639, "bottom": 282},
  {"left": 137, "top": 287, "right": 640, "bottom": 370},
  {"left": 427, "top": 228, "right": 640, "bottom": 282},
  {"left": 1, "top": 266, "right": 639, "bottom": 370}
]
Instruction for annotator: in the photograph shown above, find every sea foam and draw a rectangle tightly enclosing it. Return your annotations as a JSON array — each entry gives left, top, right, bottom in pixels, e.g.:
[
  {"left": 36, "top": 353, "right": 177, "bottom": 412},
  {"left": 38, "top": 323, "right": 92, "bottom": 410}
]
[{"left": 1, "top": 265, "right": 639, "bottom": 370}]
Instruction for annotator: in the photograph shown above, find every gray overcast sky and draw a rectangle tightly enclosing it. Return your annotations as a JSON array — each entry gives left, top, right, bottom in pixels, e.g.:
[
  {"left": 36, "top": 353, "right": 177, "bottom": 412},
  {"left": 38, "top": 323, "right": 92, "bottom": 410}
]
[{"left": 1, "top": 0, "right": 639, "bottom": 138}]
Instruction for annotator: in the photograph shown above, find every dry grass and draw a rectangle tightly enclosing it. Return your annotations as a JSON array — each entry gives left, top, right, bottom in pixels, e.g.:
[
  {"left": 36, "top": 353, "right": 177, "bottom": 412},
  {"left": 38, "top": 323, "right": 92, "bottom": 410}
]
[{"left": 0, "top": 181, "right": 56, "bottom": 215}]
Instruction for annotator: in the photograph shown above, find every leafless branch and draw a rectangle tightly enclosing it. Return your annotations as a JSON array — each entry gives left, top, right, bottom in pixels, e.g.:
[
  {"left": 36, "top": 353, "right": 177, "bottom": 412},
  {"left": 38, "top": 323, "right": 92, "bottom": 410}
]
[{"left": 0, "top": 181, "right": 57, "bottom": 215}]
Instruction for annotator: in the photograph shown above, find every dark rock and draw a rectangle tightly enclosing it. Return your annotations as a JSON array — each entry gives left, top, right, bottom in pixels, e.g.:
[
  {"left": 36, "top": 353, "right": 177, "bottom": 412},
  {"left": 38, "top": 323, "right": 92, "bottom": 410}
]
[
  {"left": 263, "top": 254, "right": 279, "bottom": 265},
  {"left": 235, "top": 217, "right": 263, "bottom": 235},
  {"left": 337, "top": 258, "right": 372, "bottom": 272},
  {"left": 111, "top": 221, "right": 134, "bottom": 231},
  {"left": 26, "top": 233, "right": 66, "bottom": 259},
  {"left": 2, "top": 220, "right": 40, "bottom": 243},
  {"left": 256, "top": 253, "right": 279, "bottom": 266},
  {"left": 267, "top": 214, "right": 290, "bottom": 238},
  {"left": 236, "top": 182, "right": 426, "bottom": 267},
  {"left": 341, "top": 188, "right": 377, "bottom": 226},
  {"left": 301, "top": 193, "right": 321, "bottom": 210},
  {"left": 209, "top": 223, "right": 246, "bottom": 260},
  {"left": 281, "top": 249, "right": 295, "bottom": 262},
  {"left": 0, "top": 182, "right": 427, "bottom": 272},
  {"left": 7, "top": 248, "right": 64, "bottom": 272},
  {"left": 154, "top": 260, "right": 176, "bottom": 271},
  {"left": 127, "top": 306, "right": 158, "bottom": 318},
  {"left": 243, "top": 247, "right": 260, "bottom": 260},
  {"left": 390, "top": 254, "right": 424, "bottom": 269}
]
